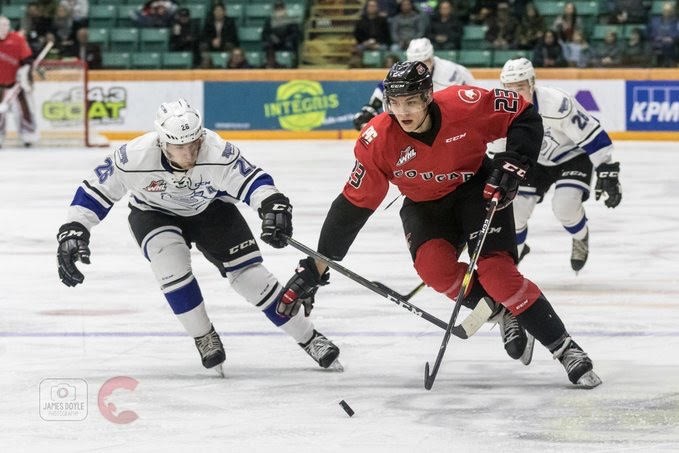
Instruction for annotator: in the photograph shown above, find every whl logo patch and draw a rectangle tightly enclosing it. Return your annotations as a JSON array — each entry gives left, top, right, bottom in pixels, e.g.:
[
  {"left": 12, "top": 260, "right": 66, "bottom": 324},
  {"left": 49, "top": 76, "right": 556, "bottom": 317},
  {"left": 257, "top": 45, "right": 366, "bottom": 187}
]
[
  {"left": 396, "top": 146, "right": 416, "bottom": 166},
  {"left": 144, "top": 180, "right": 167, "bottom": 192}
]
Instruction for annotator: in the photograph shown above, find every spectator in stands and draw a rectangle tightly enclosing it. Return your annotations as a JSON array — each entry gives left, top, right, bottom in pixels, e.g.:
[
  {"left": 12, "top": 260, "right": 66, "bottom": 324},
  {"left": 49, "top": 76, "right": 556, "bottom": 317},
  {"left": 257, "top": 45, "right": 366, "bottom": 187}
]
[
  {"left": 383, "top": 52, "right": 400, "bottom": 67},
  {"left": 59, "top": 0, "right": 88, "bottom": 29},
  {"left": 37, "top": 0, "right": 58, "bottom": 19},
  {"left": 52, "top": 3, "right": 74, "bottom": 54},
  {"left": 170, "top": 7, "right": 200, "bottom": 66},
  {"left": 485, "top": 2, "right": 518, "bottom": 50},
  {"left": 202, "top": 2, "right": 239, "bottom": 52},
  {"left": 63, "top": 26, "right": 102, "bottom": 69},
  {"left": 514, "top": 1, "right": 545, "bottom": 50},
  {"left": 468, "top": 0, "right": 496, "bottom": 25},
  {"left": 608, "top": 0, "right": 650, "bottom": 25},
  {"left": 552, "top": 2, "right": 583, "bottom": 43},
  {"left": 561, "top": 28, "right": 590, "bottom": 67},
  {"left": 648, "top": 1, "right": 679, "bottom": 67},
  {"left": 353, "top": 0, "right": 391, "bottom": 54},
  {"left": 623, "top": 27, "right": 652, "bottom": 67},
  {"left": 134, "top": 0, "right": 177, "bottom": 28},
  {"left": 452, "top": 0, "right": 472, "bottom": 23},
  {"left": 427, "top": 0, "right": 463, "bottom": 51},
  {"left": 262, "top": 1, "right": 300, "bottom": 68},
  {"left": 376, "top": 0, "right": 399, "bottom": 18},
  {"left": 590, "top": 29, "right": 623, "bottom": 67},
  {"left": 389, "top": 0, "right": 427, "bottom": 52},
  {"left": 226, "top": 47, "right": 252, "bottom": 69},
  {"left": 20, "top": 2, "right": 53, "bottom": 57},
  {"left": 533, "top": 29, "right": 567, "bottom": 67}
]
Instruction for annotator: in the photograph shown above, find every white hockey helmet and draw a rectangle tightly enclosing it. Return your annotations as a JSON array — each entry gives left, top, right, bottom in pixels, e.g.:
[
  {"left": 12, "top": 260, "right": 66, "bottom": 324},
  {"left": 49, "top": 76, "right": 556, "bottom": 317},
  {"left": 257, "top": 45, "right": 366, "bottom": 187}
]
[
  {"left": 500, "top": 57, "right": 536, "bottom": 87},
  {"left": 0, "top": 16, "right": 11, "bottom": 40},
  {"left": 154, "top": 98, "right": 203, "bottom": 150},
  {"left": 406, "top": 38, "right": 434, "bottom": 63}
]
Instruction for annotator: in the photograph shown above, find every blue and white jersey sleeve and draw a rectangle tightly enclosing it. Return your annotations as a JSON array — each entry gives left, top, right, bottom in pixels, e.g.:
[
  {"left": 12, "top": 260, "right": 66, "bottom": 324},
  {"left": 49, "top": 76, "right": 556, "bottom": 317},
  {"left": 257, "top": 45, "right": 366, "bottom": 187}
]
[{"left": 66, "top": 149, "right": 128, "bottom": 231}]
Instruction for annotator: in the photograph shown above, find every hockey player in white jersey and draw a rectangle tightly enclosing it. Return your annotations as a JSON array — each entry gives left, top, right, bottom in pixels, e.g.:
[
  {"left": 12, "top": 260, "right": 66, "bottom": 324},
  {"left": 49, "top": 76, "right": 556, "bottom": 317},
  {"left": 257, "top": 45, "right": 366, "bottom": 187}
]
[
  {"left": 352, "top": 37, "right": 475, "bottom": 130},
  {"left": 498, "top": 58, "right": 622, "bottom": 271},
  {"left": 55, "top": 99, "right": 341, "bottom": 374}
]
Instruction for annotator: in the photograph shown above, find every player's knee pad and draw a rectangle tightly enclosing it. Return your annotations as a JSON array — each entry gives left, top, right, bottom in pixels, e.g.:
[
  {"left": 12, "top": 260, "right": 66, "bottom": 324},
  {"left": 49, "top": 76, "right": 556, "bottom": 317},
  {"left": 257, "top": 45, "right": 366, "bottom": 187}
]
[
  {"left": 227, "top": 263, "right": 281, "bottom": 310},
  {"left": 414, "top": 239, "right": 466, "bottom": 298},
  {"left": 512, "top": 194, "right": 538, "bottom": 231},
  {"left": 144, "top": 229, "right": 202, "bottom": 315},
  {"left": 552, "top": 186, "right": 586, "bottom": 227},
  {"left": 476, "top": 252, "right": 541, "bottom": 315}
]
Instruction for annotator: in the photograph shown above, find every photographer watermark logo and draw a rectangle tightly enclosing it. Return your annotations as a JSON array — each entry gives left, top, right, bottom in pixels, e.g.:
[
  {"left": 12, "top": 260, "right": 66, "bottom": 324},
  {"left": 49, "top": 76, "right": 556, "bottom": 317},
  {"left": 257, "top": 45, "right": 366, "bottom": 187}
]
[{"left": 39, "top": 378, "right": 87, "bottom": 421}]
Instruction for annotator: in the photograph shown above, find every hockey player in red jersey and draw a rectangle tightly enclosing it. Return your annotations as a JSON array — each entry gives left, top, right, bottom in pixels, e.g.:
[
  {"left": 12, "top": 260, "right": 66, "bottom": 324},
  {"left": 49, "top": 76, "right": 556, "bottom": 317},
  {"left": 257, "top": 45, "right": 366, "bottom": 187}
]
[
  {"left": 280, "top": 61, "right": 601, "bottom": 388},
  {"left": 0, "top": 16, "right": 39, "bottom": 148}
]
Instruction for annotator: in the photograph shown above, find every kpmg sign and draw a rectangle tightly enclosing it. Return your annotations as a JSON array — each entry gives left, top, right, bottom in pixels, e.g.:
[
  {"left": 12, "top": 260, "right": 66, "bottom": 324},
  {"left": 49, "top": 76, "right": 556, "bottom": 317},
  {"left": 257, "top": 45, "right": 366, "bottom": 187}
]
[{"left": 626, "top": 81, "right": 679, "bottom": 131}]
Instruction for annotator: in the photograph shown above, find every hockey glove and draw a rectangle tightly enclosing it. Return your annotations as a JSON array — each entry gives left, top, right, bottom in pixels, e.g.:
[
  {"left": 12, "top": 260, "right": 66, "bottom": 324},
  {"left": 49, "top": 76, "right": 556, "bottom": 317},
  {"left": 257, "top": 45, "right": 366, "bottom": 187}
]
[
  {"left": 258, "top": 193, "right": 292, "bottom": 248},
  {"left": 277, "top": 257, "right": 329, "bottom": 317},
  {"left": 56, "top": 222, "right": 91, "bottom": 287},
  {"left": 483, "top": 152, "right": 529, "bottom": 210},
  {"left": 352, "top": 105, "right": 378, "bottom": 131},
  {"left": 595, "top": 162, "right": 622, "bottom": 208}
]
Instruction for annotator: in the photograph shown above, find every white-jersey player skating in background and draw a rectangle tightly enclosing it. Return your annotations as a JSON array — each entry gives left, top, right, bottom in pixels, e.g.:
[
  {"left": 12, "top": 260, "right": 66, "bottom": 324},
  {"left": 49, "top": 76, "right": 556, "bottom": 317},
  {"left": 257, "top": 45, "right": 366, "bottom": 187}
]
[
  {"left": 352, "top": 37, "right": 475, "bottom": 130},
  {"left": 496, "top": 58, "right": 622, "bottom": 272},
  {"left": 56, "top": 99, "right": 341, "bottom": 374}
]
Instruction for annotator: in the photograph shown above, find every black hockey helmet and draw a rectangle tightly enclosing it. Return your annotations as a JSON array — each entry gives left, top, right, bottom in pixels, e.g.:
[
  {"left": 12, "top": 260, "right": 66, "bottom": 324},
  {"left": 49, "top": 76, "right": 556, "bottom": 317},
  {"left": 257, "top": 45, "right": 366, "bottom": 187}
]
[{"left": 383, "top": 61, "right": 433, "bottom": 98}]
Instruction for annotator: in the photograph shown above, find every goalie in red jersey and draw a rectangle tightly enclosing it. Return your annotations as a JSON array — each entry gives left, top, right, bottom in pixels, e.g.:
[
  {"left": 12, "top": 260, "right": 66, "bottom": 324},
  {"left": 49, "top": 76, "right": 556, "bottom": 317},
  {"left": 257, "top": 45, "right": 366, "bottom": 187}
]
[
  {"left": 280, "top": 61, "right": 602, "bottom": 388},
  {"left": 0, "top": 16, "right": 38, "bottom": 148}
]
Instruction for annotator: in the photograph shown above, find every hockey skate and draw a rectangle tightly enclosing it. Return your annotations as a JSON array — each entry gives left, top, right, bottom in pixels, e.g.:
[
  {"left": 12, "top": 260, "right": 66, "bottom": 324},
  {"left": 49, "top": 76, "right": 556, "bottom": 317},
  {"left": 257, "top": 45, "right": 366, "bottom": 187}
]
[
  {"left": 552, "top": 336, "right": 601, "bottom": 388},
  {"left": 517, "top": 243, "right": 531, "bottom": 264},
  {"left": 570, "top": 233, "right": 589, "bottom": 272},
  {"left": 194, "top": 325, "right": 226, "bottom": 376},
  {"left": 299, "top": 330, "right": 342, "bottom": 371},
  {"left": 489, "top": 304, "right": 534, "bottom": 365}
]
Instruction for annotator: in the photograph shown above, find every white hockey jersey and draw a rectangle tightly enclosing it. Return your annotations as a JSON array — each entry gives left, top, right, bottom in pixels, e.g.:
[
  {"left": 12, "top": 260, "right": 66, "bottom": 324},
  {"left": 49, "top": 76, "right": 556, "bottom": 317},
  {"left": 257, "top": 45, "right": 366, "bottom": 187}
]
[
  {"left": 487, "top": 86, "right": 614, "bottom": 168},
  {"left": 66, "top": 129, "right": 279, "bottom": 231},
  {"left": 367, "top": 56, "right": 475, "bottom": 107}
]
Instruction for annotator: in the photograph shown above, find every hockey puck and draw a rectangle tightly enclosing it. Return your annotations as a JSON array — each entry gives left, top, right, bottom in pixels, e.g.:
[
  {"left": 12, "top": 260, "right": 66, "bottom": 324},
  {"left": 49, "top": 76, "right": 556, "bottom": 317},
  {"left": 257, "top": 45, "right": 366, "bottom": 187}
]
[{"left": 339, "top": 400, "right": 354, "bottom": 417}]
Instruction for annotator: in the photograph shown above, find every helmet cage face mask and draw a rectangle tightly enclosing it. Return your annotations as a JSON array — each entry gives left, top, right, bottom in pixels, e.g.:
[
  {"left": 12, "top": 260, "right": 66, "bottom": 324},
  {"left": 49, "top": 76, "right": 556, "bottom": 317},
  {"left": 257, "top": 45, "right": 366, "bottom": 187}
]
[
  {"left": 0, "top": 16, "right": 10, "bottom": 40},
  {"left": 154, "top": 98, "right": 204, "bottom": 152}
]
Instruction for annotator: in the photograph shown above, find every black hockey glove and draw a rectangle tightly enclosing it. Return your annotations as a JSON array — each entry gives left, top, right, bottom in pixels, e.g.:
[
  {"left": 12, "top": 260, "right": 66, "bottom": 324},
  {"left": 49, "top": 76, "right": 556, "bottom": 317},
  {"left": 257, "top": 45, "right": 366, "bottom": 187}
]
[
  {"left": 277, "top": 257, "right": 329, "bottom": 317},
  {"left": 352, "top": 105, "right": 378, "bottom": 131},
  {"left": 483, "top": 152, "right": 529, "bottom": 210},
  {"left": 56, "top": 222, "right": 91, "bottom": 287},
  {"left": 595, "top": 162, "right": 622, "bottom": 208},
  {"left": 258, "top": 193, "right": 292, "bottom": 248}
]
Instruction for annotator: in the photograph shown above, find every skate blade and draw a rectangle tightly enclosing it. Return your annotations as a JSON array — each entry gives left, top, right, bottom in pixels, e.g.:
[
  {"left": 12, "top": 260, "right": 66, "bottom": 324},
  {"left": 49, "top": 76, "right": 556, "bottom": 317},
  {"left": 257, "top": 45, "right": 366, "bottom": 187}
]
[
  {"left": 212, "top": 363, "right": 225, "bottom": 378},
  {"left": 576, "top": 370, "right": 602, "bottom": 389},
  {"left": 326, "top": 359, "right": 344, "bottom": 372},
  {"left": 520, "top": 332, "right": 535, "bottom": 366}
]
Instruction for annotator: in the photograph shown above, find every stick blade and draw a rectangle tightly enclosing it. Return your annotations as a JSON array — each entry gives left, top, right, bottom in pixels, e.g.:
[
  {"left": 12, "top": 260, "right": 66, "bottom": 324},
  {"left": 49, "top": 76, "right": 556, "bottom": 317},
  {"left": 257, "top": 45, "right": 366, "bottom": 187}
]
[{"left": 424, "top": 362, "right": 434, "bottom": 390}]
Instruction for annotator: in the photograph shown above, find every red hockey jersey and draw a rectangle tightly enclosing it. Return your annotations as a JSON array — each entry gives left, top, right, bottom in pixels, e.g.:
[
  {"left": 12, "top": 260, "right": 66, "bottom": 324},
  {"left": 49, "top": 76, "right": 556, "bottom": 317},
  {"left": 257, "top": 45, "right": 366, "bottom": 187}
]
[
  {"left": 343, "top": 85, "right": 532, "bottom": 210},
  {"left": 0, "top": 32, "right": 32, "bottom": 86}
]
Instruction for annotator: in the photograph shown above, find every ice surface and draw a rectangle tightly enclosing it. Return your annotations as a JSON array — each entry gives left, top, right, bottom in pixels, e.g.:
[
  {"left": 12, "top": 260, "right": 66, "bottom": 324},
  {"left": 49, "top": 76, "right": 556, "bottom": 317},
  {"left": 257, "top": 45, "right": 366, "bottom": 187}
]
[{"left": 0, "top": 140, "right": 677, "bottom": 452}]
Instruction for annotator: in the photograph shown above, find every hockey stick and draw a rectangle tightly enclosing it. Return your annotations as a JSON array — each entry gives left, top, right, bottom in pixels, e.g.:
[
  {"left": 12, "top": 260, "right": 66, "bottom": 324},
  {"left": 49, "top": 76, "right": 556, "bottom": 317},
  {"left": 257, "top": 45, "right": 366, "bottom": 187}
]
[
  {"left": 0, "top": 41, "right": 53, "bottom": 114},
  {"left": 424, "top": 192, "right": 501, "bottom": 390},
  {"left": 285, "top": 236, "right": 492, "bottom": 337}
]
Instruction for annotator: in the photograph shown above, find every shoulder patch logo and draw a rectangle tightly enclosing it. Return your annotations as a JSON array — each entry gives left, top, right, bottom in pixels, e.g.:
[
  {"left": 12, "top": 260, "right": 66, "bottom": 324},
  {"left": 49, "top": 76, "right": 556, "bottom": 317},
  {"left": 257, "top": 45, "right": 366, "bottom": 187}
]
[
  {"left": 458, "top": 88, "right": 481, "bottom": 104},
  {"left": 117, "top": 145, "right": 128, "bottom": 164},
  {"left": 396, "top": 145, "right": 416, "bottom": 166},
  {"left": 360, "top": 125, "right": 378, "bottom": 145},
  {"left": 222, "top": 143, "right": 236, "bottom": 159},
  {"left": 144, "top": 180, "right": 167, "bottom": 192}
]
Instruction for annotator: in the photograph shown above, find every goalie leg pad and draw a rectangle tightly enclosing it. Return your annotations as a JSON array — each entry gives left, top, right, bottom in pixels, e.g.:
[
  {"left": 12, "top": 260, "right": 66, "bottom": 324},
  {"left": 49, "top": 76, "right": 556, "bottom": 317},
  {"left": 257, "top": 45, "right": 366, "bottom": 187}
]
[
  {"left": 477, "top": 252, "right": 541, "bottom": 315},
  {"left": 414, "top": 239, "right": 467, "bottom": 299}
]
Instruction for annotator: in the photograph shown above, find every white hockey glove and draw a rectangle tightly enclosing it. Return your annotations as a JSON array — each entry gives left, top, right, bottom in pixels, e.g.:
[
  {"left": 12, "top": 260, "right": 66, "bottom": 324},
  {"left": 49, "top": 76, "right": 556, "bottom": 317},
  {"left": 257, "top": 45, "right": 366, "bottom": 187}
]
[{"left": 17, "top": 64, "right": 32, "bottom": 93}]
